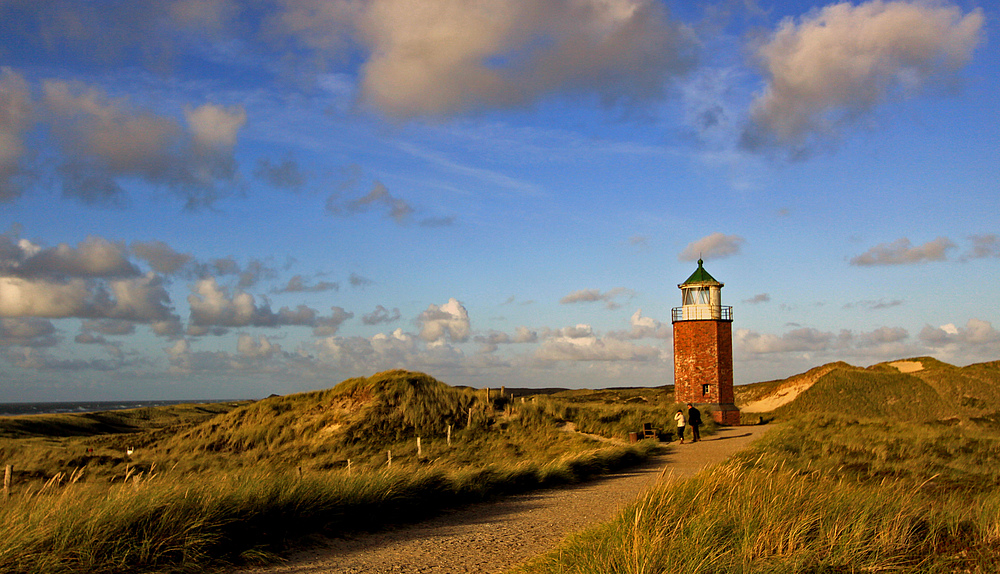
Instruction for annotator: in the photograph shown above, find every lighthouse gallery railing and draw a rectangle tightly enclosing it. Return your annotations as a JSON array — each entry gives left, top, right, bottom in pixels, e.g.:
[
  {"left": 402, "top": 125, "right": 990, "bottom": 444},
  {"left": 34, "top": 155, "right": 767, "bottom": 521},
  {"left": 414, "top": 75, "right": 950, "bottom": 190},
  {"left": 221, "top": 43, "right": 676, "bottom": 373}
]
[{"left": 671, "top": 306, "right": 733, "bottom": 322}]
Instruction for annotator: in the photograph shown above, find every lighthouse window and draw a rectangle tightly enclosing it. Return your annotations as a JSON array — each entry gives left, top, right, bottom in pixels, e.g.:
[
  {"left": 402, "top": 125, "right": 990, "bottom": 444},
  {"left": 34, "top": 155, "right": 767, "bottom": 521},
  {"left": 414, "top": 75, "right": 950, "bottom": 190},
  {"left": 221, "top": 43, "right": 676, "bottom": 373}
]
[{"left": 684, "top": 288, "right": 710, "bottom": 305}]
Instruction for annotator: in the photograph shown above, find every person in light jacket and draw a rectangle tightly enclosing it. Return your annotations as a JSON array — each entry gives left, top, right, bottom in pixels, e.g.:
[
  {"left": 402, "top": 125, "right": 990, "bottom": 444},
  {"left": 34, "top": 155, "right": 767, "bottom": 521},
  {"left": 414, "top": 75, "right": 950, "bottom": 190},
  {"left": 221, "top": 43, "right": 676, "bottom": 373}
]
[{"left": 674, "top": 409, "right": 686, "bottom": 444}]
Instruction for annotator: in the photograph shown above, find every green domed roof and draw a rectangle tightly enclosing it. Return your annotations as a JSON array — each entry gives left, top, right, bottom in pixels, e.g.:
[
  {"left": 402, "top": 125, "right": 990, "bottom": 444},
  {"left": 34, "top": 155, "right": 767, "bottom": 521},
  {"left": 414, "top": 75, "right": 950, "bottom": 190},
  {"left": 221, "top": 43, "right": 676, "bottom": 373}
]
[{"left": 680, "top": 259, "right": 722, "bottom": 286}]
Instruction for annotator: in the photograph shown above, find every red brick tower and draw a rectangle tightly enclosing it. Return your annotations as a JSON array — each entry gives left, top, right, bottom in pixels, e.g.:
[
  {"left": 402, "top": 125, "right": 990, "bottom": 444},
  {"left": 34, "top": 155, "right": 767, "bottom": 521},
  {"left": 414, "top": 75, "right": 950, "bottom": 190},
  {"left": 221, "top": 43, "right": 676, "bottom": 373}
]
[{"left": 672, "top": 259, "right": 740, "bottom": 425}]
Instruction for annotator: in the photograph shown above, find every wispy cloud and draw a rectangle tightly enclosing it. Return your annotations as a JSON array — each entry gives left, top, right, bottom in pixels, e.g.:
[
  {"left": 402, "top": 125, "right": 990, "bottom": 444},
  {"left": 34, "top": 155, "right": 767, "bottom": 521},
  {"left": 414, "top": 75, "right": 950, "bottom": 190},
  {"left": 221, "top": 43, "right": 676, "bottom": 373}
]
[
  {"left": 679, "top": 232, "right": 744, "bottom": 261},
  {"left": 560, "top": 287, "right": 634, "bottom": 310},
  {"left": 850, "top": 237, "right": 955, "bottom": 266}
]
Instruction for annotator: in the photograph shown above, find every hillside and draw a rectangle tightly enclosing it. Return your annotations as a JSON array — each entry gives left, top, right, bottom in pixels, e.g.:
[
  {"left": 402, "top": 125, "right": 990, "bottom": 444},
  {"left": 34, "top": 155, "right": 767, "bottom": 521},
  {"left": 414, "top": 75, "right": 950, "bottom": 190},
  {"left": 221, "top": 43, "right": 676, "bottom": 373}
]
[
  {"left": 151, "top": 369, "right": 497, "bottom": 469},
  {"left": 736, "top": 357, "right": 1000, "bottom": 422}
]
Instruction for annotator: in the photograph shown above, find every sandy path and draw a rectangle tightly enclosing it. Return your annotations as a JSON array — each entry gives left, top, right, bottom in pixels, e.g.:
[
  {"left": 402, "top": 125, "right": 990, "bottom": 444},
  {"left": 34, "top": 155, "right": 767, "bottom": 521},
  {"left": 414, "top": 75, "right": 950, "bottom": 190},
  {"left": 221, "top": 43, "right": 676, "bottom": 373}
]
[{"left": 241, "top": 425, "right": 772, "bottom": 574}]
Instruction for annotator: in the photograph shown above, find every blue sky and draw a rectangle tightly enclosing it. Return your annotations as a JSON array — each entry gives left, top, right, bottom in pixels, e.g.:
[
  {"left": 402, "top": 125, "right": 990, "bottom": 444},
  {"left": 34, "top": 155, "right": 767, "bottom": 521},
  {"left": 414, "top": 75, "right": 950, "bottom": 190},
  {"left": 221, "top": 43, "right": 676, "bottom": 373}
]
[{"left": 1, "top": 0, "right": 998, "bottom": 402}]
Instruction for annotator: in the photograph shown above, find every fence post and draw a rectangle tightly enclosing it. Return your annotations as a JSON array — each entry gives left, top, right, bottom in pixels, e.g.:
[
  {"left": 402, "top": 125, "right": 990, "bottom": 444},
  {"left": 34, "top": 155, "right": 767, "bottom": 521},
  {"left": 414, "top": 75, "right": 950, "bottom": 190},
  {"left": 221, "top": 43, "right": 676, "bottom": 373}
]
[
  {"left": 387, "top": 450, "right": 392, "bottom": 468},
  {"left": 447, "top": 424, "right": 452, "bottom": 447},
  {"left": 3, "top": 465, "right": 11, "bottom": 499},
  {"left": 417, "top": 436, "right": 422, "bottom": 458},
  {"left": 347, "top": 458, "right": 352, "bottom": 476},
  {"left": 467, "top": 407, "right": 472, "bottom": 427}
]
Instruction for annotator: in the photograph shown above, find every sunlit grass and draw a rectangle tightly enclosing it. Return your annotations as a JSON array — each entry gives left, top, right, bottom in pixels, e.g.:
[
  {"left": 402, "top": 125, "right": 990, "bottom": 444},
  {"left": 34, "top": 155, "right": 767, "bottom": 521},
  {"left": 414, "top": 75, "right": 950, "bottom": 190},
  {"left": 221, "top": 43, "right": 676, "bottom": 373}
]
[
  {"left": 0, "top": 442, "right": 657, "bottom": 574},
  {"left": 520, "top": 414, "right": 1000, "bottom": 574}
]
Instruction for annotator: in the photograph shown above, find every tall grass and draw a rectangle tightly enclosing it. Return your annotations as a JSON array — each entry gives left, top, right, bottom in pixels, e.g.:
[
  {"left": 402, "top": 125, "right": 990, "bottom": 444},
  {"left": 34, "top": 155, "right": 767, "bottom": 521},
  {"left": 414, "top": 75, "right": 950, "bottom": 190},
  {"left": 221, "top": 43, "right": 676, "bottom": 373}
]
[
  {"left": 0, "top": 370, "right": 675, "bottom": 573},
  {"left": 0, "top": 442, "right": 657, "bottom": 574},
  {"left": 521, "top": 463, "right": 1000, "bottom": 573},
  {"left": 520, "top": 414, "right": 1000, "bottom": 574}
]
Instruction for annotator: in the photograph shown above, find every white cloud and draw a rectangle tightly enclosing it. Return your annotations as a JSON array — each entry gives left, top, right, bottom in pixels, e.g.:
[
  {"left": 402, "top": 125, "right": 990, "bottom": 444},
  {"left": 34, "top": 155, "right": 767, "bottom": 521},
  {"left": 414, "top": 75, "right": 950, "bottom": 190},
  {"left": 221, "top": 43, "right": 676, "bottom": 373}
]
[
  {"left": 131, "top": 240, "right": 193, "bottom": 275},
  {"left": 850, "top": 237, "right": 956, "bottom": 265},
  {"left": 921, "top": 318, "right": 1000, "bottom": 347},
  {"left": 313, "top": 307, "right": 354, "bottom": 336},
  {"left": 328, "top": 180, "right": 415, "bottom": 224},
  {"left": 418, "top": 298, "right": 471, "bottom": 343},
  {"left": 3, "top": 235, "right": 137, "bottom": 279},
  {"left": 743, "top": 0, "right": 984, "bottom": 155},
  {"left": 362, "top": 305, "right": 401, "bottom": 325},
  {"left": 535, "top": 323, "right": 662, "bottom": 362},
  {"left": 357, "top": 0, "right": 696, "bottom": 118},
  {"left": 608, "top": 309, "right": 671, "bottom": 340},
  {"left": 165, "top": 339, "right": 230, "bottom": 374},
  {"left": 559, "top": 287, "right": 633, "bottom": 310},
  {"left": 964, "top": 234, "right": 1000, "bottom": 259},
  {"left": 274, "top": 275, "right": 340, "bottom": 293},
  {"left": 33, "top": 78, "right": 246, "bottom": 208},
  {"left": 513, "top": 326, "right": 538, "bottom": 344},
  {"left": 854, "top": 326, "right": 909, "bottom": 348},
  {"left": 103, "top": 272, "right": 175, "bottom": 322},
  {"left": 185, "top": 103, "right": 246, "bottom": 150},
  {"left": 736, "top": 327, "right": 835, "bottom": 355},
  {"left": 237, "top": 334, "right": 281, "bottom": 360},
  {"left": 187, "top": 277, "right": 325, "bottom": 329},
  {"left": 679, "top": 232, "right": 744, "bottom": 261},
  {"left": 0, "top": 277, "right": 93, "bottom": 318},
  {"left": 371, "top": 328, "right": 417, "bottom": 356}
]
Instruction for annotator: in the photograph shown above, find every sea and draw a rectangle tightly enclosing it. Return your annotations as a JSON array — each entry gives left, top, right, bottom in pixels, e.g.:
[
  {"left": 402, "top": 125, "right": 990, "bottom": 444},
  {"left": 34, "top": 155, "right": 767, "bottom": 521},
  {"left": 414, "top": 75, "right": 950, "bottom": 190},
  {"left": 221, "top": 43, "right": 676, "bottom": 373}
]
[{"left": 0, "top": 400, "right": 240, "bottom": 417}]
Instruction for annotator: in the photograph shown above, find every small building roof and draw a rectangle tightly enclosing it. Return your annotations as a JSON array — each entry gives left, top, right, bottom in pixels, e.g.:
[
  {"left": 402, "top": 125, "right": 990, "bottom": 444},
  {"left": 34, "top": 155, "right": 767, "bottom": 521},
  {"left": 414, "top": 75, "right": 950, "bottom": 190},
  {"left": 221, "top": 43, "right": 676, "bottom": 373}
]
[{"left": 680, "top": 259, "right": 722, "bottom": 287}]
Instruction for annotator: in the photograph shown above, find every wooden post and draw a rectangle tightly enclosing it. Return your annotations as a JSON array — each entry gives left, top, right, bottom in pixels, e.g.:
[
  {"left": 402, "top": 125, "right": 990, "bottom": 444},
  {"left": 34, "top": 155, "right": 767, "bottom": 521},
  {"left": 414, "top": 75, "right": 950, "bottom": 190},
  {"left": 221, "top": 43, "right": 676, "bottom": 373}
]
[
  {"left": 3, "top": 465, "right": 11, "bottom": 499},
  {"left": 347, "top": 459, "right": 352, "bottom": 476},
  {"left": 417, "top": 436, "right": 422, "bottom": 457},
  {"left": 467, "top": 407, "right": 472, "bottom": 427},
  {"left": 387, "top": 450, "right": 392, "bottom": 468},
  {"left": 447, "top": 424, "right": 452, "bottom": 446},
  {"left": 501, "top": 386, "right": 505, "bottom": 398}
]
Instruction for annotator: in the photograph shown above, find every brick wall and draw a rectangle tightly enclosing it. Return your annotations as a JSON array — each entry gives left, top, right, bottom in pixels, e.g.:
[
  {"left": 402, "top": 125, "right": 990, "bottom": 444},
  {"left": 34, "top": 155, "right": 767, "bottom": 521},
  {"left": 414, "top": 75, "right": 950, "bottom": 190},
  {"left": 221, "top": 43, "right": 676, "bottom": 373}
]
[{"left": 673, "top": 319, "right": 738, "bottom": 423}]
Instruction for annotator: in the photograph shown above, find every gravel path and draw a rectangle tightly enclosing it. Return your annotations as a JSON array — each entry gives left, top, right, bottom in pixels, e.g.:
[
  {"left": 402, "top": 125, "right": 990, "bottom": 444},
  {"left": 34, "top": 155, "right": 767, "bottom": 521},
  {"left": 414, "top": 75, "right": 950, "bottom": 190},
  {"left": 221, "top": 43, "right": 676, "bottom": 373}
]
[{"left": 242, "top": 425, "right": 772, "bottom": 574}]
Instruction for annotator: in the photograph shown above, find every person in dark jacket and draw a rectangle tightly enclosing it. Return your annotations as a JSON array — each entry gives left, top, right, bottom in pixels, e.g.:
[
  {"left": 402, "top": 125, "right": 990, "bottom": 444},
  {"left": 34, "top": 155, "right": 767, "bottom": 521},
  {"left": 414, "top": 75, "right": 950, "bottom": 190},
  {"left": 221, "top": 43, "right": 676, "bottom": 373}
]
[{"left": 687, "top": 403, "right": 702, "bottom": 442}]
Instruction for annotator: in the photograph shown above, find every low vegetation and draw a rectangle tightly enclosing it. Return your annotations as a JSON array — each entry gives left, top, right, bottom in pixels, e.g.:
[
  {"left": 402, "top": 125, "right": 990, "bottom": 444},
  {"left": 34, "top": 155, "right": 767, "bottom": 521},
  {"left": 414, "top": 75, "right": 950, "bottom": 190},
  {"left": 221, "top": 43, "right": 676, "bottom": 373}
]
[
  {"left": 737, "top": 357, "right": 1000, "bottom": 423},
  {"left": 0, "top": 370, "right": 669, "bottom": 573},
  {"left": 0, "top": 442, "right": 657, "bottom": 574},
  {"left": 522, "top": 360, "right": 1000, "bottom": 574},
  {"left": 11, "top": 357, "right": 994, "bottom": 573}
]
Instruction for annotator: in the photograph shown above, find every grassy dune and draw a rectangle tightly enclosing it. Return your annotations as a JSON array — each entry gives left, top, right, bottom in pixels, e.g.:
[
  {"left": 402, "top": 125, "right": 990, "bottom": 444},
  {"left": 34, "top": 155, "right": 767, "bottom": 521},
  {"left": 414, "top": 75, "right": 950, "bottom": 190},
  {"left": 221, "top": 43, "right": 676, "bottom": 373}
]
[
  {"left": 0, "top": 443, "right": 657, "bottom": 574},
  {"left": 520, "top": 414, "right": 1000, "bottom": 573},
  {"left": 738, "top": 358, "right": 1000, "bottom": 423},
  {"left": 0, "top": 370, "right": 665, "bottom": 573}
]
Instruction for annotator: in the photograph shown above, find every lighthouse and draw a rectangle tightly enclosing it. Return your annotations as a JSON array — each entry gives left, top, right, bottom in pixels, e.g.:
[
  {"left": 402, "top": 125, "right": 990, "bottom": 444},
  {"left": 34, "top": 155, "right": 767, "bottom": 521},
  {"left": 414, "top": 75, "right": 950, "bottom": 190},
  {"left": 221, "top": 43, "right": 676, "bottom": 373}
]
[{"left": 671, "top": 259, "right": 740, "bottom": 425}]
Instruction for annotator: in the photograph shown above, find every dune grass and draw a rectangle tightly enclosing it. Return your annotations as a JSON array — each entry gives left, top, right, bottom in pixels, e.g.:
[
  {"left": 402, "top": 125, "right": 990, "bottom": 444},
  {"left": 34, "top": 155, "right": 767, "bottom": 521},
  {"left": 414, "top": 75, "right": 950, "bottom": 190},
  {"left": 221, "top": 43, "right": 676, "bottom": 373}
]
[
  {"left": 0, "top": 442, "right": 658, "bottom": 574},
  {"left": 0, "top": 370, "right": 673, "bottom": 573},
  {"left": 519, "top": 414, "right": 1000, "bottom": 574}
]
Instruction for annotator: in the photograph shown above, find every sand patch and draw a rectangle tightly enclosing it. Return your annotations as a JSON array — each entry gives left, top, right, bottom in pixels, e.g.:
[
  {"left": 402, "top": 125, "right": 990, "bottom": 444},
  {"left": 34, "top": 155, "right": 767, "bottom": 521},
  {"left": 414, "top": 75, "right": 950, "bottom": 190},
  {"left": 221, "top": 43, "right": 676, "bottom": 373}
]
[
  {"left": 741, "top": 381, "right": 812, "bottom": 413},
  {"left": 740, "top": 363, "right": 839, "bottom": 413},
  {"left": 890, "top": 360, "right": 924, "bottom": 373}
]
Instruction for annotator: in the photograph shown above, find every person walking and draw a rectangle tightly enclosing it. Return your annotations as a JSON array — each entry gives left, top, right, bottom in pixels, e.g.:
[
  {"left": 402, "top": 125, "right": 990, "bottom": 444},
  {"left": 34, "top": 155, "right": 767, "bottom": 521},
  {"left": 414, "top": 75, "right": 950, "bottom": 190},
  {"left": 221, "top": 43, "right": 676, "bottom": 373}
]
[
  {"left": 687, "top": 403, "right": 702, "bottom": 442},
  {"left": 674, "top": 409, "right": 686, "bottom": 444}
]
